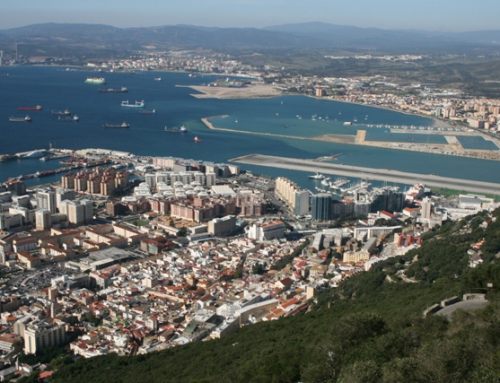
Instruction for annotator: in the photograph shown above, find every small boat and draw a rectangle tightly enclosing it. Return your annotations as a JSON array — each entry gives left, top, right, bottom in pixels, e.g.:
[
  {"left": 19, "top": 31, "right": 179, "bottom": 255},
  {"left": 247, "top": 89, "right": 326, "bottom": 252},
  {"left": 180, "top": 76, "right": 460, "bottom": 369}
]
[
  {"left": 9, "top": 116, "right": 31, "bottom": 122},
  {"left": 103, "top": 122, "right": 130, "bottom": 129},
  {"left": 154, "top": 77, "right": 162, "bottom": 81},
  {"left": 121, "top": 100, "right": 145, "bottom": 108},
  {"left": 343, "top": 121, "right": 353, "bottom": 126},
  {"left": 193, "top": 136, "right": 201, "bottom": 143},
  {"left": 309, "top": 173, "right": 324, "bottom": 180},
  {"left": 17, "top": 105, "right": 42, "bottom": 111}
]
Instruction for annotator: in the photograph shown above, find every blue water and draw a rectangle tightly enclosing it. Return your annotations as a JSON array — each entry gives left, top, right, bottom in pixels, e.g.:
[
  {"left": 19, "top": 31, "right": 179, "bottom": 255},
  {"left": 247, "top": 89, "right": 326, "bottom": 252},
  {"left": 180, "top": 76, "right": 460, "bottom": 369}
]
[
  {"left": 458, "top": 136, "right": 498, "bottom": 151},
  {"left": 0, "top": 66, "right": 499, "bottom": 189}
]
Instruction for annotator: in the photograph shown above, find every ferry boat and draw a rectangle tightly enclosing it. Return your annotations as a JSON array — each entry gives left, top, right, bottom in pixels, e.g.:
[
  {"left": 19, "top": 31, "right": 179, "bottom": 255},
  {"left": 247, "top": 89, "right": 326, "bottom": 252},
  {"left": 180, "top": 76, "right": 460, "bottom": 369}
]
[
  {"left": 103, "top": 122, "right": 130, "bottom": 129},
  {"left": 85, "top": 77, "right": 106, "bottom": 85},
  {"left": 99, "top": 87, "right": 128, "bottom": 93},
  {"left": 121, "top": 100, "right": 145, "bottom": 108},
  {"left": 309, "top": 173, "right": 324, "bottom": 180},
  {"left": 17, "top": 105, "right": 42, "bottom": 111},
  {"left": 9, "top": 116, "right": 32, "bottom": 123}
]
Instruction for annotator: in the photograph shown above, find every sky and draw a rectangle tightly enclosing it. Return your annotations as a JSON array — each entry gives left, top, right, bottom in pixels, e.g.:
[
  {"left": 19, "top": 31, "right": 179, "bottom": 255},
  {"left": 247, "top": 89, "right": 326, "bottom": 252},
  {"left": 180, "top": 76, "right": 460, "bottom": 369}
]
[{"left": 1, "top": 0, "right": 499, "bottom": 32}]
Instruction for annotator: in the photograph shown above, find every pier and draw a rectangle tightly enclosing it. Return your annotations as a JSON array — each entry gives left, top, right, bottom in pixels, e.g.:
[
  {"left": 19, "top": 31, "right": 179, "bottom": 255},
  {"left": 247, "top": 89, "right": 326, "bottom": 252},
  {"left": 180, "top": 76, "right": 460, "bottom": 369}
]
[{"left": 232, "top": 154, "right": 500, "bottom": 196}]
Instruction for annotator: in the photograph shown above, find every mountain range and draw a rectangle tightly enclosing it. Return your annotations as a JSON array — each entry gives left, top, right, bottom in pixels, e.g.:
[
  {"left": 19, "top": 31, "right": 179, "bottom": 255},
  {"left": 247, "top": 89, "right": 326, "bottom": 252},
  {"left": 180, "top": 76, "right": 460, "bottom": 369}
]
[{"left": 1, "top": 22, "right": 500, "bottom": 55}]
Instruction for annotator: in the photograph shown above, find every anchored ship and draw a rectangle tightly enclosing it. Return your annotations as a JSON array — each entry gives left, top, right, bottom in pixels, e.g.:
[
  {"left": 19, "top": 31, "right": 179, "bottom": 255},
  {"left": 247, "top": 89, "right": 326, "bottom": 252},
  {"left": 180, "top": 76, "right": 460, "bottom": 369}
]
[
  {"left": 99, "top": 87, "right": 128, "bottom": 93},
  {"left": 164, "top": 125, "right": 187, "bottom": 133},
  {"left": 139, "top": 109, "right": 156, "bottom": 115},
  {"left": 9, "top": 116, "right": 32, "bottom": 123},
  {"left": 103, "top": 122, "right": 130, "bottom": 129},
  {"left": 17, "top": 105, "right": 42, "bottom": 111},
  {"left": 51, "top": 109, "right": 72, "bottom": 116},
  {"left": 58, "top": 115, "right": 80, "bottom": 122},
  {"left": 121, "top": 100, "right": 144, "bottom": 108},
  {"left": 85, "top": 77, "right": 106, "bottom": 85}
]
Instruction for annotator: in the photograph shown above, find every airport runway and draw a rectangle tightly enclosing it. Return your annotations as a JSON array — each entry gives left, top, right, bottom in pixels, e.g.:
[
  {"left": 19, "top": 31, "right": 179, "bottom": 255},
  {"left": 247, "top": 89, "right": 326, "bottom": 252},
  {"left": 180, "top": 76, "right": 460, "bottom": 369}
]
[{"left": 232, "top": 154, "right": 500, "bottom": 195}]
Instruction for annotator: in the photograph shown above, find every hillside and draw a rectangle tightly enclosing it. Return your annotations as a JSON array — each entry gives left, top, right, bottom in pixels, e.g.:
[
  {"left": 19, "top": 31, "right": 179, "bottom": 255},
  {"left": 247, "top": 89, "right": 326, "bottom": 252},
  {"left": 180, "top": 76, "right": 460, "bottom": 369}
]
[{"left": 34, "top": 208, "right": 500, "bottom": 383}]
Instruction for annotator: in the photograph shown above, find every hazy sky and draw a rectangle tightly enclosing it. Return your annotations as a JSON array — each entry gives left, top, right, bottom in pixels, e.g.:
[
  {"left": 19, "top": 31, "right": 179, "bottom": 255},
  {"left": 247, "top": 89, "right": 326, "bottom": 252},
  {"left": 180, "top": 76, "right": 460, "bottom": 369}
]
[{"left": 1, "top": 0, "right": 499, "bottom": 31}]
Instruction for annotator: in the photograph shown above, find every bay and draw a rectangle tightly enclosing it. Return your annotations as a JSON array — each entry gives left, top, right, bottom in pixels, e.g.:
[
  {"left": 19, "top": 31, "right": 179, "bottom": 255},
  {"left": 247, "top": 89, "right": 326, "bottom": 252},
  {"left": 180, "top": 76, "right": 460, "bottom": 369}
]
[{"left": 0, "top": 66, "right": 498, "bottom": 190}]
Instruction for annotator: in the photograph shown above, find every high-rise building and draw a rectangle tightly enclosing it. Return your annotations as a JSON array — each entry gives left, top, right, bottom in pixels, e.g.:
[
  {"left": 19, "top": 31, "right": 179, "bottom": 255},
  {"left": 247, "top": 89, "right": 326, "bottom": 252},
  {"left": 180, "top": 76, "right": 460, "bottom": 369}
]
[
  {"left": 275, "top": 177, "right": 310, "bottom": 216},
  {"left": 35, "top": 209, "right": 52, "bottom": 231},
  {"left": 64, "top": 200, "right": 93, "bottom": 225},
  {"left": 61, "top": 174, "right": 75, "bottom": 189},
  {"left": 370, "top": 188, "right": 405, "bottom": 213},
  {"left": 55, "top": 188, "right": 75, "bottom": 212},
  {"left": 36, "top": 190, "right": 56, "bottom": 214},
  {"left": 294, "top": 190, "right": 310, "bottom": 216},
  {"left": 24, "top": 321, "right": 66, "bottom": 355},
  {"left": 421, "top": 197, "right": 432, "bottom": 220},
  {"left": 311, "top": 194, "right": 332, "bottom": 221}
]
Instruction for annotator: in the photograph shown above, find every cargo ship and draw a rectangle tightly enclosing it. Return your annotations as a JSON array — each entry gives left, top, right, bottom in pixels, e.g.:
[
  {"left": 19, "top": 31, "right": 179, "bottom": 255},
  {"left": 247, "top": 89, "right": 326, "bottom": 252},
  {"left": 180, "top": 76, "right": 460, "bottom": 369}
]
[
  {"left": 9, "top": 116, "right": 32, "bottom": 123},
  {"left": 85, "top": 77, "right": 106, "bottom": 85},
  {"left": 121, "top": 100, "right": 144, "bottom": 108},
  {"left": 17, "top": 105, "right": 42, "bottom": 111},
  {"left": 103, "top": 122, "right": 130, "bottom": 129},
  {"left": 99, "top": 87, "right": 128, "bottom": 93}
]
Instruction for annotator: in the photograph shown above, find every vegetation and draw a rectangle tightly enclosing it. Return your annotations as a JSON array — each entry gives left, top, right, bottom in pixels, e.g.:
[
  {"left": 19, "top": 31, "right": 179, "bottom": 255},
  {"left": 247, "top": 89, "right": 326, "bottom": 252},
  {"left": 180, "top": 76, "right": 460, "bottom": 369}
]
[{"left": 52, "top": 209, "right": 500, "bottom": 383}]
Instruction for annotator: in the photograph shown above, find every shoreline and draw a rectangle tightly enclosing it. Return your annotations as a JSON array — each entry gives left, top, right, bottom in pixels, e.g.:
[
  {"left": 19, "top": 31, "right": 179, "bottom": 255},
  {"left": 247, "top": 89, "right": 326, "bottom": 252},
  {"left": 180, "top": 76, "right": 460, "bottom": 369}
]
[{"left": 0, "top": 64, "right": 259, "bottom": 79}]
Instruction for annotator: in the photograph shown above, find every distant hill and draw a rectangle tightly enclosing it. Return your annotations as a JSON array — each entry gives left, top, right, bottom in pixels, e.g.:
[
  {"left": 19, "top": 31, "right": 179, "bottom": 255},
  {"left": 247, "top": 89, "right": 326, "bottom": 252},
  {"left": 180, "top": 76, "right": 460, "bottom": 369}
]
[
  {"left": 1, "top": 22, "right": 500, "bottom": 56},
  {"left": 266, "top": 22, "right": 500, "bottom": 52},
  {"left": 0, "top": 23, "right": 315, "bottom": 53}
]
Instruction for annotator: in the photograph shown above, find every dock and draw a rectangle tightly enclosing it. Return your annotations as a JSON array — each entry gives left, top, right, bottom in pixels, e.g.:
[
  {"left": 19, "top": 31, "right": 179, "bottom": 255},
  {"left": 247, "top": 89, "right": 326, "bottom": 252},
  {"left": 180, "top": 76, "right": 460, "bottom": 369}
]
[{"left": 231, "top": 154, "right": 500, "bottom": 196}]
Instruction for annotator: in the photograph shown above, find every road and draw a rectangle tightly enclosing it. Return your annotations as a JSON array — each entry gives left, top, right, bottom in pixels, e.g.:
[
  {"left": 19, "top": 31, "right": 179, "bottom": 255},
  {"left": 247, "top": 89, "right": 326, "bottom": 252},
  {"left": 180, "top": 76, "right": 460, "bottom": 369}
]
[{"left": 232, "top": 154, "right": 500, "bottom": 196}]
